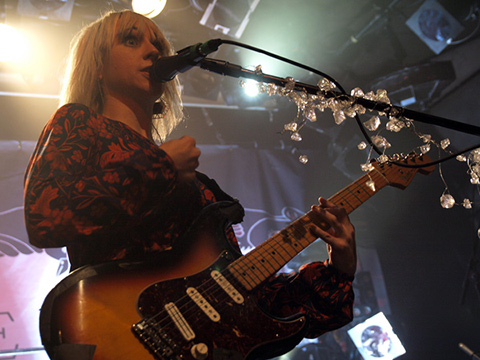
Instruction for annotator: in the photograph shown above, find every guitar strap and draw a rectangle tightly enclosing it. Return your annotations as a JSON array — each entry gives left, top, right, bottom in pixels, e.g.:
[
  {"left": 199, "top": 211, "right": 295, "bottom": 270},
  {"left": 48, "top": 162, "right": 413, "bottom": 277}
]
[{"left": 196, "top": 171, "right": 244, "bottom": 224}]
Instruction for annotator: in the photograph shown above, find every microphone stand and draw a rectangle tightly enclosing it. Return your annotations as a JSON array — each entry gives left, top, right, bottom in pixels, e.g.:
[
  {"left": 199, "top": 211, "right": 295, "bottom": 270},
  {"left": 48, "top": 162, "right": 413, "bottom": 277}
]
[{"left": 199, "top": 58, "right": 480, "bottom": 137}]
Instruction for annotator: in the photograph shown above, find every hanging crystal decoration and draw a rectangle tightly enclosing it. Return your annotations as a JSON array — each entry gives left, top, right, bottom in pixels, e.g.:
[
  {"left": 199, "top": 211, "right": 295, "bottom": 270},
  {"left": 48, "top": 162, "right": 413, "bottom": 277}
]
[
  {"left": 291, "top": 132, "right": 302, "bottom": 141},
  {"left": 318, "top": 78, "right": 336, "bottom": 92},
  {"left": 440, "top": 194, "right": 455, "bottom": 209},
  {"left": 353, "top": 103, "right": 366, "bottom": 115},
  {"left": 351, "top": 87, "right": 364, "bottom": 97},
  {"left": 358, "top": 142, "right": 367, "bottom": 150},
  {"left": 420, "top": 143, "right": 431, "bottom": 154},
  {"left": 305, "top": 107, "right": 317, "bottom": 122},
  {"left": 299, "top": 155, "right": 309, "bottom": 164},
  {"left": 285, "top": 77, "right": 296, "bottom": 91},
  {"left": 440, "top": 138, "right": 450, "bottom": 150},
  {"left": 378, "top": 154, "right": 389, "bottom": 163},
  {"left": 366, "top": 179, "right": 376, "bottom": 192},
  {"left": 372, "top": 135, "right": 391, "bottom": 149},
  {"left": 469, "top": 148, "right": 480, "bottom": 163},
  {"left": 376, "top": 89, "right": 390, "bottom": 103},
  {"left": 363, "top": 116, "right": 381, "bottom": 131},
  {"left": 470, "top": 170, "right": 480, "bottom": 184},
  {"left": 333, "top": 110, "right": 346, "bottom": 125},
  {"left": 470, "top": 164, "right": 480, "bottom": 184},
  {"left": 284, "top": 122, "right": 298, "bottom": 132},
  {"left": 421, "top": 134, "right": 432, "bottom": 143},
  {"left": 462, "top": 199, "right": 473, "bottom": 209},
  {"left": 344, "top": 104, "right": 357, "bottom": 118},
  {"left": 364, "top": 91, "right": 376, "bottom": 100},
  {"left": 267, "top": 83, "right": 278, "bottom": 96},
  {"left": 361, "top": 162, "right": 375, "bottom": 172},
  {"left": 456, "top": 154, "right": 467, "bottom": 162},
  {"left": 386, "top": 119, "right": 404, "bottom": 132}
]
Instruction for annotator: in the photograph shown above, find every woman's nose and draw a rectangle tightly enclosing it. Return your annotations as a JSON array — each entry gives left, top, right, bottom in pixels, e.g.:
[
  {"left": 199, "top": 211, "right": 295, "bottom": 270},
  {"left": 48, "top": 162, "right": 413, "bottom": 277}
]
[{"left": 144, "top": 42, "right": 160, "bottom": 60}]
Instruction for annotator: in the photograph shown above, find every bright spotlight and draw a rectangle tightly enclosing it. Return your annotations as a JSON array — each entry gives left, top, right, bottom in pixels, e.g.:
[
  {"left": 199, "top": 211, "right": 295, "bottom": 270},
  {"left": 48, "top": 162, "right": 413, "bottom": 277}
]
[
  {"left": 132, "top": 0, "right": 167, "bottom": 18},
  {"left": 243, "top": 79, "right": 260, "bottom": 97},
  {"left": 0, "top": 24, "right": 31, "bottom": 63}
]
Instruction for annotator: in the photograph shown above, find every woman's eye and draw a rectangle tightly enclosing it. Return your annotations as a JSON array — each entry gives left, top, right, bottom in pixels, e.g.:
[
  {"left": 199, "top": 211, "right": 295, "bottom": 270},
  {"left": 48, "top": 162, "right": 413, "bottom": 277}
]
[{"left": 124, "top": 36, "right": 138, "bottom": 46}]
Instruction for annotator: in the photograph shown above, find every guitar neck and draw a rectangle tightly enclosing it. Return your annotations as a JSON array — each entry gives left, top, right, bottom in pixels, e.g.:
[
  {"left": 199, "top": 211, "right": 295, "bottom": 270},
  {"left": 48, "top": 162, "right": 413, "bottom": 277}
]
[{"left": 228, "top": 165, "right": 391, "bottom": 291}]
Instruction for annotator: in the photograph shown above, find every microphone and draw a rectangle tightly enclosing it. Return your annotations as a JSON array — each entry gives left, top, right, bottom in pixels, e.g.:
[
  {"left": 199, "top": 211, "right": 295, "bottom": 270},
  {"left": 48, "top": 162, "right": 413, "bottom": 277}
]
[{"left": 150, "top": 39, "right": 223, "bottom": 82}]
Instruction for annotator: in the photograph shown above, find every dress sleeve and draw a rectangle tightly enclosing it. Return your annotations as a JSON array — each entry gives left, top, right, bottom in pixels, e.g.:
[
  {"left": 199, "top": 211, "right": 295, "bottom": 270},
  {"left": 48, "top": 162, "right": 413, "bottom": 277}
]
[
  {"left": 24, "top": 104, "right": 177, "bottom": 248},
  {"left": 255, "top": 260, "right": 354, "bottom": 338}
]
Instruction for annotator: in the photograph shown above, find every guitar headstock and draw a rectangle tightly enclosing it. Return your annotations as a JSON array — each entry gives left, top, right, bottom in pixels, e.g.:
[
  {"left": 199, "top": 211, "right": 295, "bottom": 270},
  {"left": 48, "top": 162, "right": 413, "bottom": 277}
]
[{"left": 371, "top": 153, "right": 435, "bottom": 190}]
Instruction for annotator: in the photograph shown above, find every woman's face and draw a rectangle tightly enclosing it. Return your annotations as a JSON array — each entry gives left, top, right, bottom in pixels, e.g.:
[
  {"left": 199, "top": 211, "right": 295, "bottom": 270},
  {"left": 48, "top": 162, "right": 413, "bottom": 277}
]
[{"left": 101, "top": 23, "right": 166, "bottom": 106}]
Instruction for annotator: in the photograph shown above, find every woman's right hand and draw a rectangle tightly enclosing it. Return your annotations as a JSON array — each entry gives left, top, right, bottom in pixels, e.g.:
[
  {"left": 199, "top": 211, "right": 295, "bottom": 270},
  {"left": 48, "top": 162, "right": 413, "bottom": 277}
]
[{"left": 160, "top": 136, "right": 201, "bottom": 182}]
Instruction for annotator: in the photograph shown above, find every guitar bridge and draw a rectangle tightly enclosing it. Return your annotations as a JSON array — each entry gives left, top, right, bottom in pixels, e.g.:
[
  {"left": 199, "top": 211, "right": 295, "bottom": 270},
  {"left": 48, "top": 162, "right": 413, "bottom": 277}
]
[{"left": 132, "top": 318, "right": 182, "bottom": 360}]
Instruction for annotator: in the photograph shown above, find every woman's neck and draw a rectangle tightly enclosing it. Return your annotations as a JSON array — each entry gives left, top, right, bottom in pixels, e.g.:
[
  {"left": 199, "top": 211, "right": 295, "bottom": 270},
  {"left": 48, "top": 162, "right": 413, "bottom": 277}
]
[{"left": 102, "top": 96, "right": 154, "bottom": 141}]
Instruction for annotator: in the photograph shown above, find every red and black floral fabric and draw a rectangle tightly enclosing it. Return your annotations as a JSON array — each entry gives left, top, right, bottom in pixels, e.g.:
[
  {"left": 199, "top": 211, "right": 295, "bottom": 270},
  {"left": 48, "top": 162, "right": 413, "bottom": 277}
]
[{"left": 24, "top": 103, "right": 354, "bottom": 337}]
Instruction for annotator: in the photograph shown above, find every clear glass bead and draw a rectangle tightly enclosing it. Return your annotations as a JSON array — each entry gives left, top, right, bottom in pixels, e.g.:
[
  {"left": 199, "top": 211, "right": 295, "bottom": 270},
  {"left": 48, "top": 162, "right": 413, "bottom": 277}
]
[
  {"left": 284, "top": 122, "right": 297, "bottom": 132},
  {"left": 462, "top": 199, "right": 473, "bottom": 209},
  {"left": 299, "top": 155, "right": 309, "bottom": 164},
  {"left": 421, "top": 134, "right": 432, "bottom": 143},
  {"left": 333, "top": 110, "right": 346, "bottom": 125},
  {"left": 456, "top": 154, "right": 467, "bottom": 162},
  {"left": 366, "top": 179, "right": 376, "bottom": 192},
  {"left": 305, "top": 108, "right": 316, "bottom": 122},
  {"left": 372, "top": 135, "right": 391, "bottom": 149},
  {"left": 440, "top": 138, "right": 450, "bottom": 150},
  {"left": 420, "top": 143, "right": 431, "bottom": 154},
  {"left": 357, "top": 141, "right": 367, "bottom": 150},
  {"left": 291, "top": 132, "right": 302, "bottom": 142},
  {"left": 267, "top": 83, "right": 278, "bottom": 96},
  {"left": 469, "top": 148, "right": 480, "bottom": 163},
  {"left": 351, "top": 87, "right": 364, "bottom": 97},
  {"left": 440, "top": 194, "right": 455, "bottom": 209},
  {"left": 379, "top": 154, "right": 389, "bottom": 163},
  {"left": 363, "top": 116, "right": 381, "bottom": 131},
  {"left": 285, "top": 77, "right": 296, "bottom": 91},
  {"left": 344, "top": 106, "right": 357, "bottom": 118},
  {"left": 361, "top": 163, "right": 374, "bottom": 172},
  {"left": 386, "top": 119, "right": 404, "bottom": 132},
  {"left": 353, "top": 104, "right": 366, "bottom": 115},
  {"left": 376, "top": 89, "right": 390, "bottom": 103},
  {"left": 318, "top": 78, "right": 336, "bottom": 92}
]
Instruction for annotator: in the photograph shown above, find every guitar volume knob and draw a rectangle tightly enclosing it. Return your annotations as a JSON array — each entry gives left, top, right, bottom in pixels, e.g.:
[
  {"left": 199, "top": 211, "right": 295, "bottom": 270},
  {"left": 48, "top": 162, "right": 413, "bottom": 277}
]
[{"left": 191, "top": 342, "right": 208, "bottom": 360}]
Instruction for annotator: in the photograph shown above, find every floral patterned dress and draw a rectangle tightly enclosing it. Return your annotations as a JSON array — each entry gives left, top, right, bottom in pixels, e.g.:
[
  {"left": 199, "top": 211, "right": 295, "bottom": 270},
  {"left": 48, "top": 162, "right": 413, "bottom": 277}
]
[{"left": 24, "top": 103, "right": 354, "bottom": 338}]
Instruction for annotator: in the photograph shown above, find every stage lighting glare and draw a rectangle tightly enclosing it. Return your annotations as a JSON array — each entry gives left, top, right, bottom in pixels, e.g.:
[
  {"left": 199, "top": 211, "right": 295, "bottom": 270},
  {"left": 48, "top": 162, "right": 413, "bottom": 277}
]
[
  {"left": 243, "top": 79, "right": 260, "bottom": 97},
  {"left": 131, "top": 0, "right": 167, "bottom": 18},
  {"left": 0, "top": 24, "right": 31, "bottom": 63}
]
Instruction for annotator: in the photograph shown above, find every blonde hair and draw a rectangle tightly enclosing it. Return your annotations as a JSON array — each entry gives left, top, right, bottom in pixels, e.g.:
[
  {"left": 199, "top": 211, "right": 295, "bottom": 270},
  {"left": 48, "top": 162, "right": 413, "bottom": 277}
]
[{"left": 60, "top": 10, "right": 183, "bottom": 141}]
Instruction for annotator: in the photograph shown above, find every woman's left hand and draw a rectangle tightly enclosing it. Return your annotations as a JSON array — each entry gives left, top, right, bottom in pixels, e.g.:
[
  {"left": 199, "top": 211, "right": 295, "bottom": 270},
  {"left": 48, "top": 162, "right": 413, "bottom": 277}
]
[{"left": 310, "top": 197, "right": 357, "bottom": 277}]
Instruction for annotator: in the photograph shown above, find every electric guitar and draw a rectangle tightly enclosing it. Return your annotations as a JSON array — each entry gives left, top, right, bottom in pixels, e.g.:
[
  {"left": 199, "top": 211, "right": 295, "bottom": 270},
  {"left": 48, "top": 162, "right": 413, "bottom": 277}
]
[{"left": 39, "top": 155, "right": 434, "bottom": 360}]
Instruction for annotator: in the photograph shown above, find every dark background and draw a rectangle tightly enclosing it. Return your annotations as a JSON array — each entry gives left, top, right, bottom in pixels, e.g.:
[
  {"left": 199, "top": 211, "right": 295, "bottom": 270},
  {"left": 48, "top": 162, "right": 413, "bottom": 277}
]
[{"left": 1, "top": 0, "right": 480, "bottom": 359}]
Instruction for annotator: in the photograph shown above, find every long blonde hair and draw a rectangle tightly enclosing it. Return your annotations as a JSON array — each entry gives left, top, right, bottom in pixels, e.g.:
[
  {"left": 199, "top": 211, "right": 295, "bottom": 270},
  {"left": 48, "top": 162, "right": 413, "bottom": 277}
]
[{"left": 60, "top": 10, "right": 183, "bottom": 141}]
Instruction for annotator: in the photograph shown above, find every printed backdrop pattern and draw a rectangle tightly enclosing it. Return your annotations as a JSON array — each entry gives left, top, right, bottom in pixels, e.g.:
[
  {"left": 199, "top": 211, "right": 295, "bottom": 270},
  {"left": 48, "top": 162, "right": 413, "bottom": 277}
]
[{"left": 0, "top": 140, "right": 388, "bottom": 359}]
